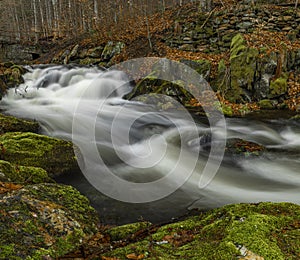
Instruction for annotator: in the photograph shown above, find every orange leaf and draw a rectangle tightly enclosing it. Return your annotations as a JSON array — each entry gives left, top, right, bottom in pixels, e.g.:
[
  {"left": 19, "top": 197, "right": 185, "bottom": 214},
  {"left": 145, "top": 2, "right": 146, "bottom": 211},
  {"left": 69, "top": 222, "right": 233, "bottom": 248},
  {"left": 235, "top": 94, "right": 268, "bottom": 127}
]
[{"left": 126, "top": 253, "right": 145, "bottom": 259}]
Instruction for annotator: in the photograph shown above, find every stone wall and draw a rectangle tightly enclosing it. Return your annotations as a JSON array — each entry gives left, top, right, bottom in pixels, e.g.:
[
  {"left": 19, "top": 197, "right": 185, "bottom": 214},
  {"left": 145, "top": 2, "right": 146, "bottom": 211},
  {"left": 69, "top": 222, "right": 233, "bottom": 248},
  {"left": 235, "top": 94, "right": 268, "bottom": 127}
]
[
  {"left": 167, "top": 5, "right": 300, "bottom": 53},
  {"left": 0, "top": 43, "right": 42, "bottom": 64}
]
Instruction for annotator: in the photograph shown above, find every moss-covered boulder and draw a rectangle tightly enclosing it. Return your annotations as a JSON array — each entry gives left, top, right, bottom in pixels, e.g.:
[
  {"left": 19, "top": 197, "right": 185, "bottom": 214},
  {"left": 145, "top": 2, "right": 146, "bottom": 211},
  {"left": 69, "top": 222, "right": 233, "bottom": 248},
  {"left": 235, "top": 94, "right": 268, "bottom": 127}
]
[
  {"left": 0, "top": 63, "right": 27, "bottom": 99},
  {"left": 0, "top": 183, "right": 98, "bottom": 259},
  {"left": 259, "top": 99, "right": 276, "bottom": 110},
  {"left": 0, "top": 132, "right": 77, "bottom": 178},
  {"left": 0, "top": 113, "right": 40, "bottom": 134},
  {"left": 0, "top": 160, "right": 53, "bottom": 184},
  {"left": 229, "top": 34, "right": 258, "bottom": 103},
  {"left": 125, "top": 61, "right": 195, "bottom": 109},
  {"left": 128, "top": 76, "right": 193, "bottom": 108},
  {"left": 101, "top": 202, "right": 300, "bottom": 259},
  {"left": 269, "top": 74, "right": 288, "bottom": 98},
  {"left": 1, "top": 64, "right": 26, "bottom": 88}
]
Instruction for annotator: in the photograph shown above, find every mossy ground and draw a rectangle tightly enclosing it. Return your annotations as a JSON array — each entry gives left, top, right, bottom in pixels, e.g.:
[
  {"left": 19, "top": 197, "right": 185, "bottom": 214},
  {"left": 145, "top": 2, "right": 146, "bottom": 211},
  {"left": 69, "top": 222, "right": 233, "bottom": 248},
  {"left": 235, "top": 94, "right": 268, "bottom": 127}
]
[
  {"left": 0, "top": 132, "right": 77, "bottom": 177},
  {"left": 96, "top": 202, "right": 300, "bottom": 260},
  {"left": 0, "top": 114, "right": 39, "bottom": 134},
  {"left": 0, "top": 183, "right": 99, "bottom": 259},
  {"left": 0, "top": 159, "right": 53, "bottom": 184}
]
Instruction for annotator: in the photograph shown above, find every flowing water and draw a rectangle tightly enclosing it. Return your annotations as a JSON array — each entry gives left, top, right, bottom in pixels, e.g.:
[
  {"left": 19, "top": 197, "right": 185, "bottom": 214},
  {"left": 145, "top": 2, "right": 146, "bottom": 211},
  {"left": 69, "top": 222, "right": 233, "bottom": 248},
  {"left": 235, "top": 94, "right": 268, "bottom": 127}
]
[{"left": 1, "top": 65, "right": 299, "bottom": 224}]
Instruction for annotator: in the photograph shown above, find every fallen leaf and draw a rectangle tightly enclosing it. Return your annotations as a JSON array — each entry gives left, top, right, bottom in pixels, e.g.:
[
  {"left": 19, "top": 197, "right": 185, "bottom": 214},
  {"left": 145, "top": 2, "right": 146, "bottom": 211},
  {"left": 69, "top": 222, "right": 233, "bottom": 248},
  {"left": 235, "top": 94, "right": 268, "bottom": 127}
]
[{"left": 126, "top": 253, "right": 145, "bottom": 259}]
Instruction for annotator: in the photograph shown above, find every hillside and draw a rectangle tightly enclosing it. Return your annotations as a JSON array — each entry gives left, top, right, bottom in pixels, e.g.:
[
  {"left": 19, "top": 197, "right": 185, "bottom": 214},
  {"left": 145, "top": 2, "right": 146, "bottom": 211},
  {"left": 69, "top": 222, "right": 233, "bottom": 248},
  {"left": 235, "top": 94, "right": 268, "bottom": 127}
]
[{"left": 31, "top": 0, "right": 300, "bottom": 115}]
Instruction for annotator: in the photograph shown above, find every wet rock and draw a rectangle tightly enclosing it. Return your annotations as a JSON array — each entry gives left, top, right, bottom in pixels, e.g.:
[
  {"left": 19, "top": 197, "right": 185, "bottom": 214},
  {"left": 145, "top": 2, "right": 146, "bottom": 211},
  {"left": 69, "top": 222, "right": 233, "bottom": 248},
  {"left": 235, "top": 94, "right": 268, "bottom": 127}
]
[
  {"left": 225, "top": 138, "right": 265, "bottom": 158},
  {"left": 0, "top": 132, "right": 77, "bottom": 178},
  {"left": 0, "top": 113, "right": 40, "bottom": 134},
  {"left": 0, "top": 183, "right": 98, "bottom": 259}
]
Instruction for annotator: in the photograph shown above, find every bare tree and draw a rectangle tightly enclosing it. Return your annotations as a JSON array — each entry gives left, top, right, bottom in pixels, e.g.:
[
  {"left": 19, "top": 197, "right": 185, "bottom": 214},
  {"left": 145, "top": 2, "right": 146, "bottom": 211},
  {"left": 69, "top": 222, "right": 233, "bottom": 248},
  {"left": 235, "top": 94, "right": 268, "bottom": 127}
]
[{"left": 0, "top": 0, "right": 201, "bottom": 43}]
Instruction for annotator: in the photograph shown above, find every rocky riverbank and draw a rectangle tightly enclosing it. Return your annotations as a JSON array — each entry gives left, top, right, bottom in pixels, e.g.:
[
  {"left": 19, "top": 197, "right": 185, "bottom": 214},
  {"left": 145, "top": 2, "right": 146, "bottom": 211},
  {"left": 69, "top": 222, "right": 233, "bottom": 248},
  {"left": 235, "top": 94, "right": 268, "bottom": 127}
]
[
  {"left": 0, "top": 1, "right": 300, "bottom": 259},
  {"left": 0, "top": 112, "right": 299, "bottom": 259}
]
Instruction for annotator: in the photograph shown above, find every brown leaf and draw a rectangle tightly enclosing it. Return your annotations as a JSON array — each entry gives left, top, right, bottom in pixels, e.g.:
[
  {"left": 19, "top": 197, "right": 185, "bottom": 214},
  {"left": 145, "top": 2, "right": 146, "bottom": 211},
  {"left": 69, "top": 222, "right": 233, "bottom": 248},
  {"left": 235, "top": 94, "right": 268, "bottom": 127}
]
[
  {"left": 126, "top": 253, "right": 145, "bottom": 259},
  {"left": 101, "top": 256, "right": 120, "bottom": 260}
]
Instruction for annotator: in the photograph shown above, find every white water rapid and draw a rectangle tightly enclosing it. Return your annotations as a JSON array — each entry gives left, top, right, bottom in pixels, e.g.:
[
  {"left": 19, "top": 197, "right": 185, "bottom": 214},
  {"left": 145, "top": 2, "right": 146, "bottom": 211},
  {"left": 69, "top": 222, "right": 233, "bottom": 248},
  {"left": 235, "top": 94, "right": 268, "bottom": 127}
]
[{"left": 1, "top": 65, "right": 299, "bottom": 224}]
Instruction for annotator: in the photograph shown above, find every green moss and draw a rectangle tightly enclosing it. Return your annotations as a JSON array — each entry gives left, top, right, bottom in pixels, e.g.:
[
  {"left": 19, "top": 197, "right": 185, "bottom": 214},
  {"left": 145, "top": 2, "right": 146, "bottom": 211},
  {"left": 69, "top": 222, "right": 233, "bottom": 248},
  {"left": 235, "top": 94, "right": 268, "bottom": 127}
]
[
  {"left": 79, "top": 58, "right": 102, "bottom": 65},
  {"left": 0, "top": 160, "right": 53, "bottom": 184},
  {"left": 126, "top": 72, "right": 193, "bottom": 109},
  {"left": 229, "top": 34, "right": 258, "bottom": 103},
  {"left": 0, "top": 114, "right": 39, "bottom": 134},
  {"left": 2, "top": 65, "right": 26, "bottom": 88},
  {"left": 221, "top": 104, "right": 233, "bottom": 117},
  {"left": 259, "top": 99, "right": 275, "bottom": 109},
  {"left": 103, "top": 202, "right": 300, "bottom": 259},
  {"left": 18, "top": 165, "right": 53, "bottom": 184},
  {"left": 107, "top": 222, "right": 152, "bottom": 241},
  {"left": 0, "top": 183, "right": 98, "bottom": 259},
  {"left": 213, "top": 102, "right": 233, "bottom": 117},
  {"left": 230, "top": 33, "right": 247, "bottom": 58},
  {"left": 213, "top": 59, "right": 230, "bottom": 93},
  {"left": 0, "top": 132, "right": 77, "bottom": 177},
  {"left": 291, "top": 114, "right": 300, "bottom": 120},
  {"left": 0, "top": 244, "right": 22, "bottom": 260},
  {"left": 269, "top": 75, "right": 288, "bottom": 98}
]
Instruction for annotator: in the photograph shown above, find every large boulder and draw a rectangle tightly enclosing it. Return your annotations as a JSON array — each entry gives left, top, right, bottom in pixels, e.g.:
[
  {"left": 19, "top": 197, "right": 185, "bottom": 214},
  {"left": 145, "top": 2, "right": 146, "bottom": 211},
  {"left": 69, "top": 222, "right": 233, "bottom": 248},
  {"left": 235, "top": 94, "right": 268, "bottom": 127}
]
[
  {"left": 0, "top": 132, "right": 77, "bottom": 178},
  {"left": 0, "top": 63, "right": 27, "bottom": 100},
  {"left": 0, "top": 183, "right": 98, "bottom": 259}
]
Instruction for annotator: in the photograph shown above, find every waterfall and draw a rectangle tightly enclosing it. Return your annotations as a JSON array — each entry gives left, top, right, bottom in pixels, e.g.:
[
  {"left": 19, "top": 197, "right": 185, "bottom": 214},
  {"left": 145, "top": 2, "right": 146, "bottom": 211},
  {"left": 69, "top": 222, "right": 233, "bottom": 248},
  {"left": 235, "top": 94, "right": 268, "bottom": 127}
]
[{"left": 1, "top": 64, "right": 300, "bottom": 224}]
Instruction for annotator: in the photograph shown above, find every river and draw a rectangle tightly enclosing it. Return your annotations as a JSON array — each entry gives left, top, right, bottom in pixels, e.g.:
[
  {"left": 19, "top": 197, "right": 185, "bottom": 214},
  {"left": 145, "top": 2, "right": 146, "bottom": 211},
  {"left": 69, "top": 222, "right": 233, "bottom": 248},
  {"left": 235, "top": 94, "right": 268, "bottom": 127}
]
[{"left": 1, "top": 64, "right": 299, "bottom": 224}]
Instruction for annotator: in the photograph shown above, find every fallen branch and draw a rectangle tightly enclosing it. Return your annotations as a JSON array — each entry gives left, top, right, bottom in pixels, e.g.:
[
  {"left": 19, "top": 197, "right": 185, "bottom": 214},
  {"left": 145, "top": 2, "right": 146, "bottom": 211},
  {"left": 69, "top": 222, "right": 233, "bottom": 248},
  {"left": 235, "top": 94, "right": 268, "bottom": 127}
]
[{"left": 200, "top": 7, "right": 216, "bottom": 30}]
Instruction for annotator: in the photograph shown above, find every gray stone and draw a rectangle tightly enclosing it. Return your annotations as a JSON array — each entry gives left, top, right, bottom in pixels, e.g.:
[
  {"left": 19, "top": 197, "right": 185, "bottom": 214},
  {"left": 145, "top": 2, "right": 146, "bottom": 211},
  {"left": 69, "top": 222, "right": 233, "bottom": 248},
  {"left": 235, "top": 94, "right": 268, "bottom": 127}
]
[{"left": 101, "top": 41, "right": 125, "bottom": 61}]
